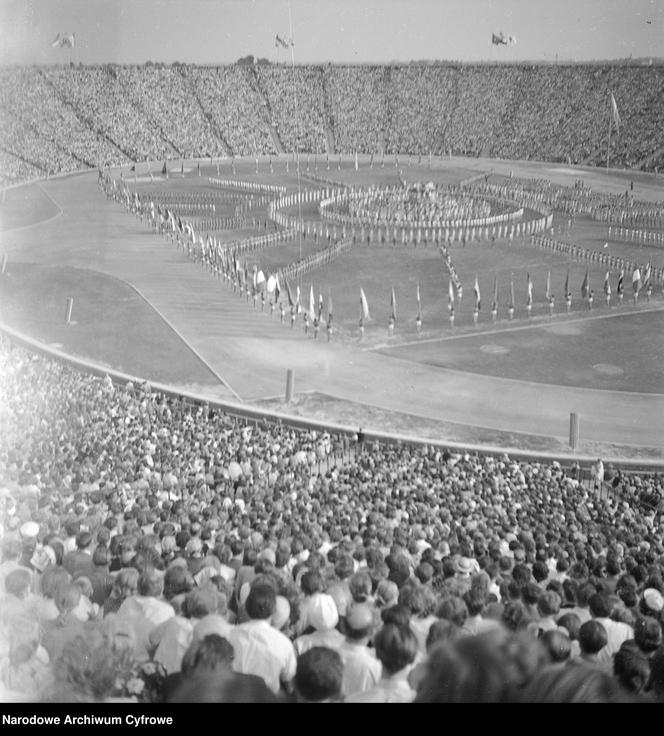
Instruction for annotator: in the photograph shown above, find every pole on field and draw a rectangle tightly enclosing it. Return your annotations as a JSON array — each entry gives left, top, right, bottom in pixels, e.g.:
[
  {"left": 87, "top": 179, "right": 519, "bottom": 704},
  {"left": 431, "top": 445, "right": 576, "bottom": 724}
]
[
  {"left": 285, "top": 369, "right": 294, "bottom": 403},
  {"left": 65, "top": 297, "right": 74, "bottom": 325},
  {"left": 569, "top": 412, "right": 579, "bottom": 450},
  {"left": 0, "top": 253, "right": 7, "bottom": 274}
]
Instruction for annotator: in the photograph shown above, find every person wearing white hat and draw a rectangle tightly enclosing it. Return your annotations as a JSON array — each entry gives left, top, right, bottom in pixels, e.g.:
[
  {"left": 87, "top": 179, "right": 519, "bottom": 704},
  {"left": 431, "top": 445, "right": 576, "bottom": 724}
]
[{"left": 294, "top": 593, "right": 344, "bottom": 655}]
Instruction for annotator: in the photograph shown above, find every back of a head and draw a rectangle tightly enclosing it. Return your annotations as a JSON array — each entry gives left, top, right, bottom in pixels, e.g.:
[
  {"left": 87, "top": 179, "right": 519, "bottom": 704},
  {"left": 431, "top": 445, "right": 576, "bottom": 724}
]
[
  {"left": 137, "top": 568, "right": 163, "bottom": 598},
  {"left": 245, "top": 582, "right": 276, "bottom": 620},
  {"left": 614, "top": 642, "right": 650, "bottom": 695},
  {"left": 519, "top": 663, "right": 628, "bottom": 703},
  {"left": 436, "top": 596, "right": 468, "bottom": 627},
  {"left": 374, "top": 623, "right": 418, "bottom": 676},
  {"left": 579, "top": 620, "right": 608, "bottom": 655},
  {"left": 415, "top": 630, "right": 544, "bottom": 704},
  {"left": 540, "top": 629, "right": 572, "bottom": 663},
  {"left": 344, "top": 603, "right": 375, "bottom": 640},
  {"left": 55, "top": 583, "right": 82, "bottom": 615},
  {"left": 167, "top": 669, "right": 278, "bottom": 703},
  {"left": 588, "top": 593, "right": 611, "bottom": 619},
  {"left": 181, "top": 634, "right": 234, "bottom": 675},
  {"left": 295, "top": 647, "right": 343, "bottom": 702},
  {"left": 4, "top": 568, "right": 32, "bottom": 598}
]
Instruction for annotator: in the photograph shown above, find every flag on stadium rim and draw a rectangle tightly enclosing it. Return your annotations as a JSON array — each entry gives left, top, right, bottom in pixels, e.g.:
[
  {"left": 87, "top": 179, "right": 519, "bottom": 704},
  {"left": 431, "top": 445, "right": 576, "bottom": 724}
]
[
  {"left": 390, "top": 287, "right": 397, "bottom": 323},
  {"left": 275, "top": 33, "right": 294, "bottom": 48},
  {"left": 632, "top": 267, "right": 641, "bottom": 293},
  {"left": 610, "top": 92, "right": 621, "bottom": 132},
  {"left": 564, "top": 269, "right": 571, "bottom": 298},
  {"left": 448, "top": 278, "right": 455, "bottom": 312},
  {"left": 355, "top": 152, "right": 359, "bottom": 171},
  {"left": 360, "top": 288, "right": 371, "bottom": 324},
  {"left": 617, "top": 268, "right": 625, "bottom": 293},
  {"left": 295, "top": 285, "right": 302, "bottom": 313},
  {"left": 327, "top": 290, "right": 333, "bottom": 327},
  {"left": 318, "top": 293, "right": 324, "bottom": 320},
  {"left": 492, "top": 276, "right": 498, "bottom": 311},
  {"left": 581, "top": 269, "right": 590, "bottom": 299},
  {"left": 545, "top": 270, "right": 551, "bottom": 300},
  {"left": 473, "top": 274, "right": 481, "bottom": 311},
  {"left": 416, "top": 282, "right": 422, "bottom": 321},
  {"left": 509, "top": 274, "right": 515, "bottom": 309},
  {"left": 526, "top": 273, "right": 533, "bottom": 306},
  {"left": 274, "top": 274, "right": 281, "bottom": 303},
  {"left": 604, "top": 271, "right": 611, "bottom": 296}
]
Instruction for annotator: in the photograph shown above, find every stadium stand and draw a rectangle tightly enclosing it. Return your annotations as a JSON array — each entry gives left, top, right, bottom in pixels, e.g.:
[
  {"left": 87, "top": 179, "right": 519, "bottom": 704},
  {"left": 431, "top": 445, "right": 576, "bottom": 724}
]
[
  {"left": 1, "top": 335, "right": 664, "bottom": 702},
  {"left": 1, "top": 62, "right": 663, "bottom": 183}
]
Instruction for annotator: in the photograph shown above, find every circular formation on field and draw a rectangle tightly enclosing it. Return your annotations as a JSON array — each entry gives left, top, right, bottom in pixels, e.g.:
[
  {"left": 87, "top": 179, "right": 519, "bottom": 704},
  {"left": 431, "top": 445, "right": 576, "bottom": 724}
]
[
  {"left": 480, "top": 344, "right": 510, "bottom": 355},
  {"left": 320, "top": 181, "right": 519, "bottom": 230},
  {"left": 593, "top": 363, "right": 625, "bottom": 376}
]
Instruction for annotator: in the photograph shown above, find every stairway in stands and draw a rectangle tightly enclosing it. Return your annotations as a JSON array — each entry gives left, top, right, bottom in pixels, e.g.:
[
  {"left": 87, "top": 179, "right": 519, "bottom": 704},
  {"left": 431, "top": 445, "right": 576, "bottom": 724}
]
[{"left": 245, "top": 67, "right": 285, "bottom": 155}]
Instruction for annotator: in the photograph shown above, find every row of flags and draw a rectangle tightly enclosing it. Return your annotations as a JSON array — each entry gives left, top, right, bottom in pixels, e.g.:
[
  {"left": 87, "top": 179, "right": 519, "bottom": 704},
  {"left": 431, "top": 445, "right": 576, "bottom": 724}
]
[
  {"left": 50, "top": 32, "right": 76, "bottom": 49},
  {"left": 468, "top": 266, "right": 651, "bottom": 311},
  {"left": 354, "top": 264, "right": 653, "bottom": 325}
]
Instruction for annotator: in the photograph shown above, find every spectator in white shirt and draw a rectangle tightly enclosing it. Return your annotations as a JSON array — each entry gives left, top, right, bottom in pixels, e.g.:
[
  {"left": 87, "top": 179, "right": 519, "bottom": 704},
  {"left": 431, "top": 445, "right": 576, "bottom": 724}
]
[{"left": 230, "top": 581, "right": 297, "bottom": 695}]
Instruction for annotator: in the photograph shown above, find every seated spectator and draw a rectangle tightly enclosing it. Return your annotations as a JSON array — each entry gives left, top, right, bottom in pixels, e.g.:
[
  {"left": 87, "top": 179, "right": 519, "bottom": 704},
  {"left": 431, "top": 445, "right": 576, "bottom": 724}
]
[
  {"left": 336, "top": 603, "right": 381, "bottom": 697},
  {"left": 577, "top": 620, "right": 610, "bottom": 672},
  {"left": 230, "top": 582, "right": 297, "bottom": 695},
  {"left": 346, "top": 624, "right": 418, "bottom": 702},
  {"left": 415, "top": 630, "right": 546, "bottom": 703},
  {"left": 293, "top": 647, "right": 343, "bottom": 703}
]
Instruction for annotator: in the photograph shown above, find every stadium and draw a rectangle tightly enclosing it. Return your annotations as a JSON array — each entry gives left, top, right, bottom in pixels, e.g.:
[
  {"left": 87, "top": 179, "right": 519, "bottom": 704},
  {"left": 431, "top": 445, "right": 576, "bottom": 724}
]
[{"left": 1, "top": 0, "right": 664, "bottom": 706}]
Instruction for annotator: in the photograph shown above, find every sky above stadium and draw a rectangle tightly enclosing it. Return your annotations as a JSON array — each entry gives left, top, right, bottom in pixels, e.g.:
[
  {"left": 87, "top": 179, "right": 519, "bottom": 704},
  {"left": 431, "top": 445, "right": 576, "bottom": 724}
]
[{"left": 0, "top": 0, "right": 662, "bottom": 66}]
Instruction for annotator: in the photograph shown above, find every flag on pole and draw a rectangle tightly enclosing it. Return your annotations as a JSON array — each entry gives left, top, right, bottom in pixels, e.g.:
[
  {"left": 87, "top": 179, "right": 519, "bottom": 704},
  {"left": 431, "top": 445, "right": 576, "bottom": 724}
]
[
  {"left": 643, "top": 263, "right": 651, "bottom": 289},
  {"left": 274, "top": 274, "right": 281, "bottom": 303},
  {"left": 390, "top": 287, "right": 397, "bottom": 323},
  {"left": 354, "top": 152, "right": 359, "bottom": 171},
  {"left": 581, "top": 269, "right": 590, "bottom": 299},
  {"left": 617, "top": 269, "right": 624, "bottom": 294},
  {"left": 327, "top": 291, "right": 333, "bottom": 328},
  {"left": 545, "top": 270, "right": 551, "bottom": 300},
  {"left": 473, "top": 274, "right": 481, "bottom": 311},
  {"left": 51, "top": 33, "right": 61, "bottom": 48},
  {"left": 632, "top": 267, "right": 641, "bottom": 293},
  {"left": 285, "top": 281, "right": 295, "bottom": 308},
  {"left": 309, "top": 285, "right": 316, "bottom": 321},
  {"left": 61, "top": 32, "right": 75, "bottom": 48},
  {"left": 526, "top": 273, "right": 533, "bottom": 306},
  {"left": 360, "top": 288, "right": 371, "bottom": 324},
  {"left": 564, "top": 270, "right": 571, "bottom": 298},
  {"left": 318, "top": 292, "right": 324, "bottom": 320},
  {"left": 275, "top": 33, "right": 294, "bottom": 48},
  {"left": 416, "top": 283, "right": 421, "bottom": 321},
  {"left": 610, "top": 93, "right": 621, "bottom": 132},
  {"left": 509, "top": 274, "right": 515, "bottom": 309},
  {"left": 295, "top": 285, "right": 301, "bottom": 313},
  {"left": 603, "top": 271, "right": 611, "bottom": 296},
  {"left": 448, "top": 279, "right": 455, "bottom": 312},
  {"left": 492, "top": 276, "right": 498, "bottom": 311}
]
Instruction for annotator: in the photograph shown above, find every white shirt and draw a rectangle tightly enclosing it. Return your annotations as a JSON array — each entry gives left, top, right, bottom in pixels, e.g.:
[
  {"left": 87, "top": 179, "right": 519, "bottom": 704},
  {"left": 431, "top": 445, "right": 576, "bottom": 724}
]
[
  {"left": 346, "top": 668, "right": 416, "bottom": 703},
  {"left": 337, "top": 640, "right": 382, "bottom": 696},
  {"left": 230, "top": 619, "right": 297, "bottom": 694},
  {"left": 294, "top": 628, "right": 345, "bottom": 656},
  {"left": 594, "top": 617, "right": 633, "bottom": 666}
]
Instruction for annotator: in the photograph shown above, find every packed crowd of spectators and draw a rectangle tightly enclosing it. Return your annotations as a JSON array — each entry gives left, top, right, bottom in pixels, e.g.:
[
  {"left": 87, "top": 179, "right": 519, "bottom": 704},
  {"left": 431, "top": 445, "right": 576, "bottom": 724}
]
[
  {"left": 1, "top": 62, "right": 662, "bottom": 185},
  {"left": 1, "top": 335, "right": 664, "bottom": 703}
]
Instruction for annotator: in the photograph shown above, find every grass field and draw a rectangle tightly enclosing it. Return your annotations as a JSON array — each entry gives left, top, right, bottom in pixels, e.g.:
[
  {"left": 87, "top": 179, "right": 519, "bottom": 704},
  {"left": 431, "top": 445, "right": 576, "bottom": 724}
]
[
  {"left": 0, "top": 184, "right": 60, "bottom": 231},
  {"left": 380, "top": 307, "right": 664, "bottom": 393},
  {"left": 3, "top": 158, "right": 663, "bottom": 417},
  {"left": 0, "top": 262, "right": 223, "bottom": 388},
  {"left": 133, "top": 162, "right": 664, "bottom": 337}
]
